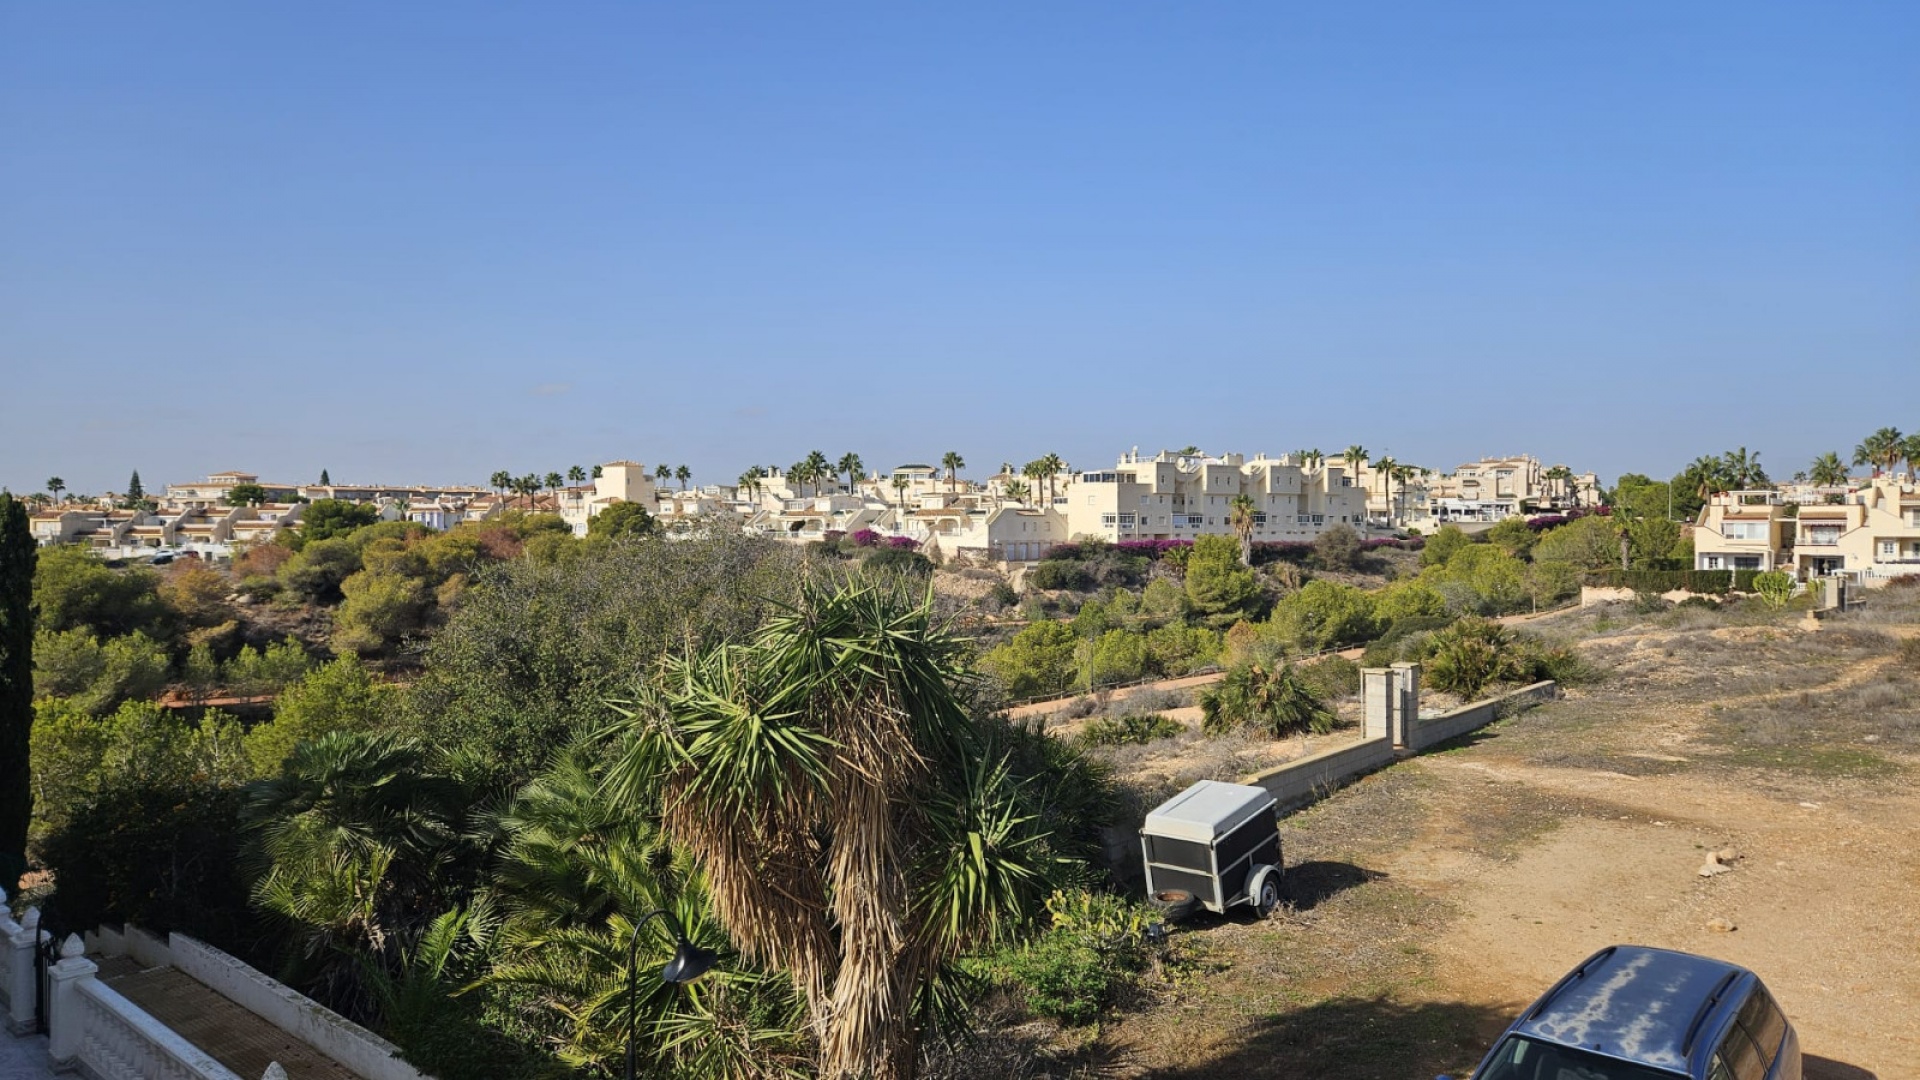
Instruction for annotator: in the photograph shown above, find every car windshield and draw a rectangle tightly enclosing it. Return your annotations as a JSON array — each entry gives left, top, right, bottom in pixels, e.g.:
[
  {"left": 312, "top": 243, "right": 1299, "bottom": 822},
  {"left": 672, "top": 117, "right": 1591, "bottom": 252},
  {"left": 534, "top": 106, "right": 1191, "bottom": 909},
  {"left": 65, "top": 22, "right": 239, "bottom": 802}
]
[{"left": 1478, "top": 1035, "right": 1686, "bottom": 1080}]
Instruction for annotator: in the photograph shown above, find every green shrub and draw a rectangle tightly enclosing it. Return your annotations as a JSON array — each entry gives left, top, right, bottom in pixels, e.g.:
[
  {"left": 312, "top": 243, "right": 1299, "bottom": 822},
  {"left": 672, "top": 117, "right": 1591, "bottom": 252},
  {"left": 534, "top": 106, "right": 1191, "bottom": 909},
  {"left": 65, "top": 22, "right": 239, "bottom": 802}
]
[
  {"left": 1028, "top": 560, "right": 1093, "bottom": 591},
  {"left": 862, "top": 546, "right": 934, "bottom": 576},
  {"left": 1753, "top": 571, "right": 1795, "bottom": 610},
  {"left": 1267, "top": 580, "right": 1378, "bottom": 652},
  {"left": 1362, "top": 614, "right": 1457, "bottom": 668},
  {"left": 1201, "top": 662, "right": 1335, "bottom": 737},
  {"left": 1419, "top": 525, "right": 1472, "bottom": 567},
  {"left": 1295, "top": 655, "right": 1362, "bottom": 700},
  {"left": 1074, "top": 712, "right": 1183, "bottom": 748},
  {"left": 1419, "top": 618, "right": 1521, "bottom": 700},
  {"left": 1418, "top": 618, "right": 1584, "bottom": 699},
  {"left": 1080, "top": 629, "right": 1149, "bottom": 688},
  {"left": 988, "top": 890, "right": 1159, "bottom": 1026},
  {"left": 981, "top": 620, "right": 1080, "bottom": 700},
  {"left": 1184, "top": 535, "right": 1262, "bottom": 625},
  {"left": 1144, "top": 624, "right": 1221, "bottom": 676}
]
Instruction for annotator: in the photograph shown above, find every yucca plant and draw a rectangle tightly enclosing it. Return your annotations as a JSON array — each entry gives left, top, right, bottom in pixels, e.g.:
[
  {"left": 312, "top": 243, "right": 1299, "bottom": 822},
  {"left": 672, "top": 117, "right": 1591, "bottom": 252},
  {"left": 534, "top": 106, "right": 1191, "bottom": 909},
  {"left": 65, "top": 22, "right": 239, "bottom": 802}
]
[
  {"left": 1199, "top": 661, "right": 1335, "bottom": 738},
  {"left": 604, "top": 575, "right": 1063, "bottom": 1080}
]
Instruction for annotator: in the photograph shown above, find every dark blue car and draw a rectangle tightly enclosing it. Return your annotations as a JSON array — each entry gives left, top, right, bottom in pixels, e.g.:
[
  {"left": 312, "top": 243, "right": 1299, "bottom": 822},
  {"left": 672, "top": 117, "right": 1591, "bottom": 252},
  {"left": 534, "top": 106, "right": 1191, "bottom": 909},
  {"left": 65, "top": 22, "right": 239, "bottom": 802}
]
[{"left": 1450, "top": 945, "right": 1801, "bottom": 1080}]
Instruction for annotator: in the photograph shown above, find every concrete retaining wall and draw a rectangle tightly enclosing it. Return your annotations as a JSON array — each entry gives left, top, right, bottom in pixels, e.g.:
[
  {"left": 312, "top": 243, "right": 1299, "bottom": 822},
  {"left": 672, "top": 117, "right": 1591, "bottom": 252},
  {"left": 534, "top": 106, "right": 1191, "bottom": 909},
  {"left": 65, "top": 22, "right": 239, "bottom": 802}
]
[
  {"left": 1236, "top": 679, "right": 1558, "bottom": 819},
  {"left": 1407, "top": 681, "right": 1558, "bottom": 752},
  {"left": 1244, "top": 736, "right": 1398, "bottom": 813}
]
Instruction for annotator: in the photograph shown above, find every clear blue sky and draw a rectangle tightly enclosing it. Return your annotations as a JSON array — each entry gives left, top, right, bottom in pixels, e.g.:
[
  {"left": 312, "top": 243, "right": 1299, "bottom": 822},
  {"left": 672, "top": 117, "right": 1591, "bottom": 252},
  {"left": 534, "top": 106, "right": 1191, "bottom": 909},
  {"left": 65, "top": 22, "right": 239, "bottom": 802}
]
[{"left": 4, "top": 2, "right": 1915, "bottom": 496}]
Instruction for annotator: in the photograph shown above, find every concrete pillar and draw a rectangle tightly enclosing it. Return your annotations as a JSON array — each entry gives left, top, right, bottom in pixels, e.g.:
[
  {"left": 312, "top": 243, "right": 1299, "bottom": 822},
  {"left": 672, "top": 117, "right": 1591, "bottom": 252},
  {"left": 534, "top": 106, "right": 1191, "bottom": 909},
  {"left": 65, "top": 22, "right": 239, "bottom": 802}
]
[
  {"left": 1362, "top": 668, "right": 1393, "bottom": 740},
  {"left": 46, "top": 933, "right": 98, "bottom": 1067},
  {"left": 1391, "top": 662, "right": 1422, "bottom": 748},
  {"left": 3, "top": 901, "right": 40, "bottom": 1035}
]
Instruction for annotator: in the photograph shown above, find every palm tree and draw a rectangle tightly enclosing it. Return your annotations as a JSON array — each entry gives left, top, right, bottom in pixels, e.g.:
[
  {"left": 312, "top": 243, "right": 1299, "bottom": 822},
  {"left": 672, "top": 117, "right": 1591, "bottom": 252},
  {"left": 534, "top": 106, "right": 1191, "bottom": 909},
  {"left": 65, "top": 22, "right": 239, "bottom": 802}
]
[
  {"left": 891, "top": 473, "right": 909, "bottom": 508},
  {"left": 1041, "top": 452, "right": 1065, "bottom": 503},
  {"left": 655, "top": 464, "right": 673, "bottom": 488},
  {"left": 1688, "top": 455, "right": 1730, "bottom": 504},
  {"left": 739, "top": 466, "right": 765, "bottom": 501},
  {"left": 803, "top": 451, "right": 831, "bottom": 497},
  {"left": 544, "top": 472, "right": 565, "bottom": 494},
  {"left": 1905, "top": 435, "right": 1920, "bottom": 479},
  {"left": 1020, "top": 459, "right": 1049, "bottom": 506},
  {"left": 1305, "top": 448, "right": 1324, "bottom": 472},
  {"left": 675, "top": 464, "right": 691, "bottom": 492},
  {"left": 567, "top": 465, "right": 587, "bottom": 486},
  {"left": 1341, "top": 446, "right": 1368, "bottom": 484},
  {"left": 245, "top": 732, "right": 472, "bottom": 1018},
  {"left": 489, "top": 471, "right": 511, "bottom": 498},
  {"left": 788, "top": 461, "right": 812, "bottom": 498},
  {"left": 1808, "top": 452, "right": 1849, "bottom": 488},
  {"left": 1392, "top": 464, "right": 1415, "bottom": 524},
  {"left": 606, "top": 578, "right": 1061, "bottom": 1080},
  {"left": 1723, "top": 447, "right": 1764, "bottom": 489},
  {"left": 45, "top": 477, "right": 64, "bottom": 502},
  {"left": 941, "top": 451, "right": 965, "bottom": 492},
  {"left": 836, "top": 453, "right": 864, "bottom": 494},
  {"left": 1228, "top": 493, "right": 1258, "bottom": 566},
  {"left": 1373, "top": 456, "right": 1396, "bottom": 522},
  {"left": 519, "top": 474, "right": 543, "bottom": 508},
  {"left": 1003, "top": 479, "right": 1030, "bottom": 505},
  {"left": 1854, "top": 427, "right": 1905, "bottom": 477}
]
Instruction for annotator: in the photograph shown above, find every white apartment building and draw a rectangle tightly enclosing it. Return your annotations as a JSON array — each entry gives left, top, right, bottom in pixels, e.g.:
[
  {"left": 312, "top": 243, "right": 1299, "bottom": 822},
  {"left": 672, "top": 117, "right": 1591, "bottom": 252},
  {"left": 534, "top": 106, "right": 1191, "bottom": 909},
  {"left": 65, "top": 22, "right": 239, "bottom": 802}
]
[
  {"left": 557, "top": 461, "right": 660, "bottom": 536},
  {"left": 1064, "top": 449, "right": 1369, "bottom": 544}
]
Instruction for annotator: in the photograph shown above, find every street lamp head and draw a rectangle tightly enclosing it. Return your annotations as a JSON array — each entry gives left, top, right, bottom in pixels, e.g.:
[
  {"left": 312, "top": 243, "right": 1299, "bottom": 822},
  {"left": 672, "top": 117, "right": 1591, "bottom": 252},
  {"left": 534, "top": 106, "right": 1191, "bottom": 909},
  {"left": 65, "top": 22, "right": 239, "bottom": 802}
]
[{"left": 661, "top": 939, "right": 718, "bottom": 985}]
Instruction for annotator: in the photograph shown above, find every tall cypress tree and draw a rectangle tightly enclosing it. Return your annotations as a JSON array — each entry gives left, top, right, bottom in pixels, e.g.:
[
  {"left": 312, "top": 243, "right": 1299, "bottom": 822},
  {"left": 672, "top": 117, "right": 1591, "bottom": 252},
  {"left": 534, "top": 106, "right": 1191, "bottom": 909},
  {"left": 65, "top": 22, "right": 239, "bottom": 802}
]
[
  {"left": 319, "top": 468, "right": 330, "bottom": 485},
  {"left": 0, "top": 493, "right": 35, "bottom": 883},
  {"left": 126, "top": 470, "right": 144, "bottom": 501}
]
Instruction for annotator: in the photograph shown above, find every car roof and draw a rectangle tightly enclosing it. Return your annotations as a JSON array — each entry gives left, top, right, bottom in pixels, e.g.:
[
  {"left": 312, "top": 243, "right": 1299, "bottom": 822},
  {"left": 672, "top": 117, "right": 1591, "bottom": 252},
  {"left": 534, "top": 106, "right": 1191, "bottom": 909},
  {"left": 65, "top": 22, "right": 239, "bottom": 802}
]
[{"left": 1513, "top": 945, "right": 1754, "bottom": 1073}]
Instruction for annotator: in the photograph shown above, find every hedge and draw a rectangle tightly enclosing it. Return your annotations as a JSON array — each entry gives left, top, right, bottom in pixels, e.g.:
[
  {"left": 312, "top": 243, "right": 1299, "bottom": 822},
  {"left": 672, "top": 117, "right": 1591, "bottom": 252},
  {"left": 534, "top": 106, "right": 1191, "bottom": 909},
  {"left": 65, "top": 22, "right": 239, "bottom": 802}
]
[
  {"left": 1588, "top": 569, "right": 1763, "bottom": 595},
  {"left": 1043, "top": 536, "right": 1424, "bottom": 565}
]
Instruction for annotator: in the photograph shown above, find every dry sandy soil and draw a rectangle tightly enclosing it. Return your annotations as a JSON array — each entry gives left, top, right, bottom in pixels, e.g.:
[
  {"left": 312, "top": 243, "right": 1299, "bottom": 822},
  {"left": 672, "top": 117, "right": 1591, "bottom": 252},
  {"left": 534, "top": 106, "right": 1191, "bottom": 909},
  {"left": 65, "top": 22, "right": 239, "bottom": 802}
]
[{"left": 1000, "top": 593, "right": 1920, "bottom": 1080}]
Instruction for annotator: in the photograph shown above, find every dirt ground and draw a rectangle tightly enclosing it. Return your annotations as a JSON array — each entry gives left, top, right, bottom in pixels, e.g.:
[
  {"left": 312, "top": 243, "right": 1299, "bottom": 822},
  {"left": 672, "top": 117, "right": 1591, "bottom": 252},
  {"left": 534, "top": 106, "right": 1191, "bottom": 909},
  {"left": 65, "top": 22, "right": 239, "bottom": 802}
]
[{"left": 1043, "top": 595, "right": 1920, "bottom": 1080}]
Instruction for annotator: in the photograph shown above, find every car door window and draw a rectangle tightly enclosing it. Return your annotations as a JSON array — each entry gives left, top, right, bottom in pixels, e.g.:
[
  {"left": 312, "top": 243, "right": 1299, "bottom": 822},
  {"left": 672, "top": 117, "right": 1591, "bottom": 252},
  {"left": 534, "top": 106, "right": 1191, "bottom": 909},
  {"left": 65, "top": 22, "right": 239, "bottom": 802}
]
[
  {"left": 1735, "top": 986, "right": 1787, "bottom": 1066},
  {"left": 1718, "top": 1024, "right": 1768, "bottom": 1080},
  {"left": 1707, "top": 1056, "right": 1736, "bottom": 1080}
]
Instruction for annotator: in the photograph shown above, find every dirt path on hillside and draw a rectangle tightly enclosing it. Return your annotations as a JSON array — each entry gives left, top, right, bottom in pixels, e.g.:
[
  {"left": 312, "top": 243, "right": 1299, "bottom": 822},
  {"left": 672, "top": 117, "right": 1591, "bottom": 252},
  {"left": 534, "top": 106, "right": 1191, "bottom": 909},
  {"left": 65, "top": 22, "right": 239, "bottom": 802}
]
[
  {"left": 1081, "top": 613, "right": 1920, "bottom": 1080},
  {"left": 1405, "top": 756, "right": 1920, "bottom": 1077}
]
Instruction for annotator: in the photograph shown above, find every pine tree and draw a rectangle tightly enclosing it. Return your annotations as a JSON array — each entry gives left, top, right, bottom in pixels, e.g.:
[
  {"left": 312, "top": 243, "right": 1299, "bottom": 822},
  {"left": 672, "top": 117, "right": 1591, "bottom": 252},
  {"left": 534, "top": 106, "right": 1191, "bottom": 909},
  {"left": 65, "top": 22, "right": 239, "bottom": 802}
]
[
  {"left": 126, "top": 470, "right": 144, "bottom": 501},
  {"left": 320, "top": 468, "right": 331, "bottom": 485},
  {"left": 0, "top": 493, "right": 35, "bottom": 879}
]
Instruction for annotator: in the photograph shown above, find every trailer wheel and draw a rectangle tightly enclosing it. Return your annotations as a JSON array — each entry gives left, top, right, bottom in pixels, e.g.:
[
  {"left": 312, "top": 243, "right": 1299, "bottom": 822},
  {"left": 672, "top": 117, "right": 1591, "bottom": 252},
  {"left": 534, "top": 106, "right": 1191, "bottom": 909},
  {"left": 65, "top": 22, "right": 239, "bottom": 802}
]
[
  {"left": 1148, "top": 889, "right": 1201, "bottom": 921},
  {"left": 1251, "top": 866, "right": 1283, "bottom": 917}
]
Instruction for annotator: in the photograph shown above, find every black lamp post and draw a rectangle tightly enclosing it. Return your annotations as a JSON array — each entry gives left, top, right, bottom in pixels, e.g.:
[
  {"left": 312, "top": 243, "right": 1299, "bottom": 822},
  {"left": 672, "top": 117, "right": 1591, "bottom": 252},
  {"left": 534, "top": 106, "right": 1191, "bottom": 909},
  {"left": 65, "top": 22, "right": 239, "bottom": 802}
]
[{"left": 624, "top": 907, "right": 718, "bottom": 1080}]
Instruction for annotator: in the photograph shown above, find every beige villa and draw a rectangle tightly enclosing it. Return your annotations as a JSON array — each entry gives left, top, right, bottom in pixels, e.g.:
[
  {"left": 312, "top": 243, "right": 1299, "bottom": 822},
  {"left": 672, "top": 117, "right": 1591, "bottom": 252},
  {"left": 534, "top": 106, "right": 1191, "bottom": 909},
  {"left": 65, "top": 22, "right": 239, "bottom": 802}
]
[
  {"left": 1064, "top": 449, "right": 1369, "bottom": 544},
  {"left": 1693, "top": 477, "right": 1920, "bottom": 585}
]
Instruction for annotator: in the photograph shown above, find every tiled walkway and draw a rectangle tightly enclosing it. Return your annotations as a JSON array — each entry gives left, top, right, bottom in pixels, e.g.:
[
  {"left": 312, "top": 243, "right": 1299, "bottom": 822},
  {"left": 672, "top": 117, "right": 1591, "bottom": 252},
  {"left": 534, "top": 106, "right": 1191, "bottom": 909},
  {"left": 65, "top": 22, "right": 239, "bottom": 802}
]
[
  {"left": 104, "top": 964, "right": 360, "bottom": 1080},
  {"left": 0, "top": 1029, "right": 55, "bottom": 1080}
]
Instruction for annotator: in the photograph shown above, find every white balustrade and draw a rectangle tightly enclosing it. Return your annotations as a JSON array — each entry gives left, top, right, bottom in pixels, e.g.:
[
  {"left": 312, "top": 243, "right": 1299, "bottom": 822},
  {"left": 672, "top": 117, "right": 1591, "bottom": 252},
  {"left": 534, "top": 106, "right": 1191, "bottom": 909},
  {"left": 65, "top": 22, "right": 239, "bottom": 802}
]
[
  {"left": 1, "top": 891, "right": 45, "bottom": 1034},
  {"left": 44, "top": 932, "right": 246, "bottom": 1080}
]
